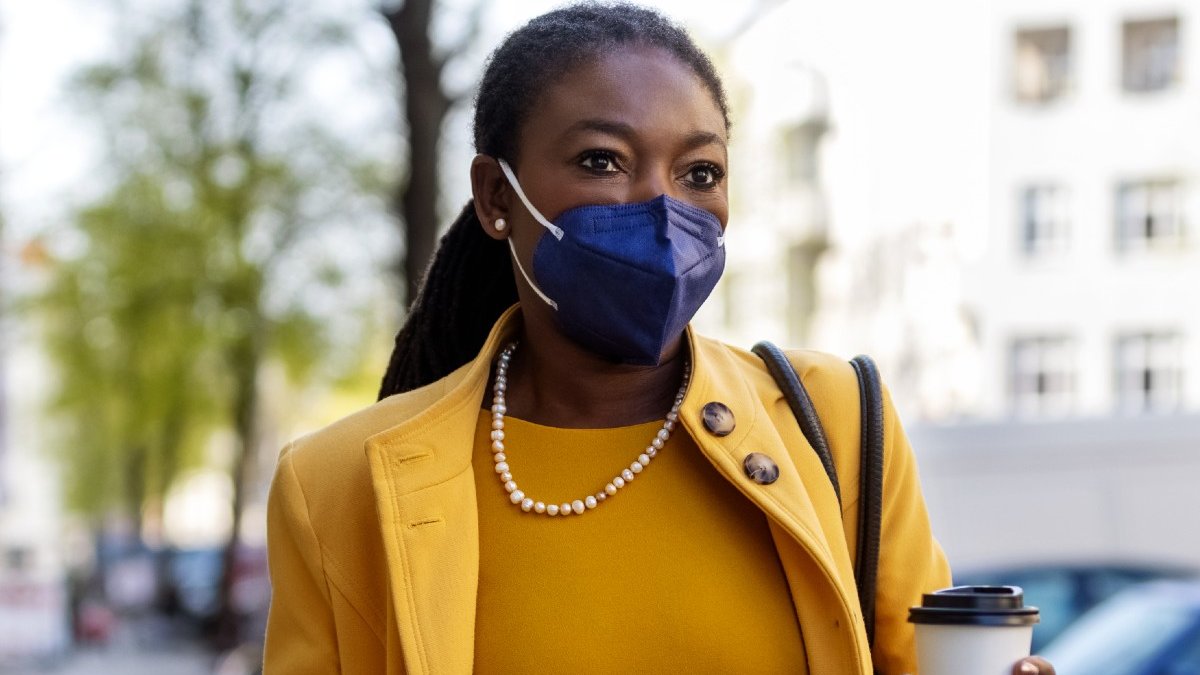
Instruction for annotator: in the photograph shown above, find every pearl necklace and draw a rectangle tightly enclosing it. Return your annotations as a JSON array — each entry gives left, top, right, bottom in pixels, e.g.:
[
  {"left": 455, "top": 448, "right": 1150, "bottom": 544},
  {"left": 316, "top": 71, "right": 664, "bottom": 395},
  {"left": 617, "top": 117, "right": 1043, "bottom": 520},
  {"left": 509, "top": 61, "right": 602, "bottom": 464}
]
[{"left": 488, "top": 341, "right": 690, "bottom": 517}]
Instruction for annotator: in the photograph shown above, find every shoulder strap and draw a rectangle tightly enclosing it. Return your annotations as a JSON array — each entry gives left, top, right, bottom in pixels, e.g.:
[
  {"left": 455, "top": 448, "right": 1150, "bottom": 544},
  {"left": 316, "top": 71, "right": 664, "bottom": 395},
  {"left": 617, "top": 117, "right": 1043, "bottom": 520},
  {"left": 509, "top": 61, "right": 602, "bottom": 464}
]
[
  {"left": 751, "top": 342, "right": 841, "bottom": 507},
  {"left": 751, "top": 342, "right": 885, "bottom": 651},
  {"left": 849, "top": 354, "right": 884, "bottom": 649}
]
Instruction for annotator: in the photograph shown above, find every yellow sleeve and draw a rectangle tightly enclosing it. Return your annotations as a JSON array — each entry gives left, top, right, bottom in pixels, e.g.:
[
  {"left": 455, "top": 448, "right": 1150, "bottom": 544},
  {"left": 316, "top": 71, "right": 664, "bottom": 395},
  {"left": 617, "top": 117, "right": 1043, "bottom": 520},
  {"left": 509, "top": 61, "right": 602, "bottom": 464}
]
[
  {"left": 870, "top": 384, "right": 953, "bottom": 675},
  {"left": 263, "top": 445, "right": 342, "bottom": 674}
]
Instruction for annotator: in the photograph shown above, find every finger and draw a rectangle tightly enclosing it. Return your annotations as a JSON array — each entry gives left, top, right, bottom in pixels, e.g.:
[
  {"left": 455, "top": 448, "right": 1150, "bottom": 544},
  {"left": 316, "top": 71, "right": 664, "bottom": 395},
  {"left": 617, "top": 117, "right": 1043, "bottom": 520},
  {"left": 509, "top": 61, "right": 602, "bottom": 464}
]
[{"left": 1012, "top": 656, "right": 1056, "bottom": 675}]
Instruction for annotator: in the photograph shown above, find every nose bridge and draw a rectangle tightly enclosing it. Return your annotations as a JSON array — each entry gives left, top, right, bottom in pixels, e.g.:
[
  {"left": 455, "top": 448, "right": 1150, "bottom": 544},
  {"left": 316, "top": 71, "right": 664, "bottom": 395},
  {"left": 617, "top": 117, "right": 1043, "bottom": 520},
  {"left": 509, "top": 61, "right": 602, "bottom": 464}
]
[{"left": 631, "top": 159, "right": 674, "bottom": 203}]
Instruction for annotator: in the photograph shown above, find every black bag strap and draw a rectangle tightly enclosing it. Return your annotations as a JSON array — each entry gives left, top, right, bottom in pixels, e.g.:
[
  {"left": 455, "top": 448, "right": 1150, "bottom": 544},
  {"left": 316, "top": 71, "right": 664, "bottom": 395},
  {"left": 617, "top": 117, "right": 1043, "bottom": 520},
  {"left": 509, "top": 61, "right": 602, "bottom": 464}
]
[
  {"left": 849, "top": 354, "right": 884, "bottom": 648},
  {"left": 751, "top": 342, "right": 841, "bottom": 506},
  {"left": 752, "top": 342, "right": 885, "bottom": 651}
]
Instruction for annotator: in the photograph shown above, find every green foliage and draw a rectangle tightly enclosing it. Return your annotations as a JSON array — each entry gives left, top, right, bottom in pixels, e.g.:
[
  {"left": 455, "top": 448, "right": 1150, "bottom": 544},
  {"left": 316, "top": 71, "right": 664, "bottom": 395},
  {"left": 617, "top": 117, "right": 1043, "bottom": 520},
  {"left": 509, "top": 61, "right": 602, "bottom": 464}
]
[{"left": 34, "top": 0, "right": 390, "bottom": 518}]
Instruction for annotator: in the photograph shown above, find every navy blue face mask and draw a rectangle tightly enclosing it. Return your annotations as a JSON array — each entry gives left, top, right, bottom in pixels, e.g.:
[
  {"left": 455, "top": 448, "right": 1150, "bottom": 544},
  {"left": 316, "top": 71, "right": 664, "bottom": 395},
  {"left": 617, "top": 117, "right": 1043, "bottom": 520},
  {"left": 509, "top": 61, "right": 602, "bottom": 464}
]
[{"left": 498, "top": 158, "right": 726, "bottom": 366}]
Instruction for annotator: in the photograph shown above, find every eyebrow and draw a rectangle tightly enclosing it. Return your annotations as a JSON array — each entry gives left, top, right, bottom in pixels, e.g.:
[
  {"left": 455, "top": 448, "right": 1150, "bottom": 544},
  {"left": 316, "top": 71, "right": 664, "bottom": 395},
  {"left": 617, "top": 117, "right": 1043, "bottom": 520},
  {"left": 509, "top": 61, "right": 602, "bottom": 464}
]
[{"left": 561, "top": 118, "right": 727, "bottom": 151}]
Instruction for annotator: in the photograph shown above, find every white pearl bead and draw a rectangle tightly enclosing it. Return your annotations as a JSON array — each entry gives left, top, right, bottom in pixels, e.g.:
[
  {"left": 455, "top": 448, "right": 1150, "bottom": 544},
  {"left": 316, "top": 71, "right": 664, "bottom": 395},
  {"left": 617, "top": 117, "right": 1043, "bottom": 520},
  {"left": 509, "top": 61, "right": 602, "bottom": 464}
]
[
  {"left": 547, "top": 504, "right": 559, "bottom": 516},
  {"left": 667, "top": 411, "right": 679, "bottom": 422},
  {"left": 494, "top": 462, "right": 509, "bottom": 473},
  {"left": 605, "top": 483, "right": 618, "bottom": 495},
  {"left": 504, "top": 480, "right": 517, "bottom": 493},
  {"left": 651, "top": 437, "right": 664, "bottom": 450},
  {"left": 585, "top": 496, "right": 597, "bottom": 509},
  {"left": 521, "top": 498, "right": 534, "bottom": 512},
  {"left": 561, "top": 503, "right": 572, "bottom": 515},
  {"left": 490, "top": 430, "right": 505, "bottom": 442},
  {"left": 613, "top": 477, "right": 625, "bottom": 489},
  {"left": 500, "top": 471, "right": 512, "bottom": 482},
  {"left": 646, "top": 448, "right": 657, "bottom": 458},
  {"left": 657, "top": 429, "right": 670, "bottom": 442},
  {"left": 595, "top": 492, "right": 607, "bottom": 502},
  {"left": 509, "top": 490, "right": 525, "bottom": 504},
  {"left": 630, "top": 461, "right": 643, "bottom": 473},
  {"left": 492, "top": 440, "right": 505, "bottom": 452},
  {"left": 493, "top": 452, "right": 507, "bottom": 463},
  {"left": 571, "top": 500, "right": 585, "bottom": 514},
  {"left": 492, "top": 419, "right": 505, "bottom": 430},
  {"left": 534, "top": 501, "right": 546, "bottom": 514},
  {"left": 622, "top": 469, "right": 635, "bottom": 482},
  {"left": 664, "top": 420, "right": 675, "bottom": 431},
  {"left": 638, "top": 453, "right": 651, "bottom": 466}
]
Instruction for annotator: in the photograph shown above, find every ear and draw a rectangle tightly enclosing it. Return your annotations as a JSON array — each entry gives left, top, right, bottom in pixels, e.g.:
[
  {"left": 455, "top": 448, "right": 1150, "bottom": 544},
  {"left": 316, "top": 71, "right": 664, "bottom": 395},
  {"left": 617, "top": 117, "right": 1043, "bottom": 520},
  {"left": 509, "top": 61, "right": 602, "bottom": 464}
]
[{"left": 471, "top": 154, "right": 510, "bottom": 241}]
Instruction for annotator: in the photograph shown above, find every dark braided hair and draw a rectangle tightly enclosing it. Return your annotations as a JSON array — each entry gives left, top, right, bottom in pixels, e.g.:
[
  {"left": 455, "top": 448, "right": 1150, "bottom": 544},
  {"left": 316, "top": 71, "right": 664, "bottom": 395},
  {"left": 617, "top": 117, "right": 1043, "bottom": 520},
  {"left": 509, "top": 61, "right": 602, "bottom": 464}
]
[{"left": 378, "top": 2, "right": 730, "bottom": 399}]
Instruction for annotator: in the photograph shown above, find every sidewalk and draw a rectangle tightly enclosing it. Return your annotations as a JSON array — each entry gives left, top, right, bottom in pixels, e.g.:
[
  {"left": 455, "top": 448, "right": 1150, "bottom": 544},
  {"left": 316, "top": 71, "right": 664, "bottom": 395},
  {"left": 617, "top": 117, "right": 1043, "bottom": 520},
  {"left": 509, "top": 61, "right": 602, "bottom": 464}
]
[{"left": 9, "top": 643, "right": 212, "bottom": 675}]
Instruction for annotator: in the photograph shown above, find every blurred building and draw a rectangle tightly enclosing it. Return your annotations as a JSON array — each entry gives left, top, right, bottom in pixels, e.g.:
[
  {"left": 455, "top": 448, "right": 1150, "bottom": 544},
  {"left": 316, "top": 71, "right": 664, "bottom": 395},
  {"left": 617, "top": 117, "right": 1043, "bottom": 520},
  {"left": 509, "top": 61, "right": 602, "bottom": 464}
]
[
  {"left": 708, "top": 0, "right": 1200, "bottom": 571},
  {"left": 0, "top": 342, "right": 72, "bottom": 663},
  {"left": 977, "top": 0, "right": 1200, "bottom": 420}
]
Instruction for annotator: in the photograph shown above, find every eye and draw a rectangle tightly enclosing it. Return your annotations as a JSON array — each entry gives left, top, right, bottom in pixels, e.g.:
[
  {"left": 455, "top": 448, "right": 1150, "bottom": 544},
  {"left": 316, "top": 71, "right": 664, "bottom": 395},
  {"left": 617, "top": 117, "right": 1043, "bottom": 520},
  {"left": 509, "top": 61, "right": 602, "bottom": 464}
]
[
  {"left": 686, "top": 163, "right": 725, "bottom": 189},
  {"left": 579, "top": 151, "right": 621, "bottom": 173}
]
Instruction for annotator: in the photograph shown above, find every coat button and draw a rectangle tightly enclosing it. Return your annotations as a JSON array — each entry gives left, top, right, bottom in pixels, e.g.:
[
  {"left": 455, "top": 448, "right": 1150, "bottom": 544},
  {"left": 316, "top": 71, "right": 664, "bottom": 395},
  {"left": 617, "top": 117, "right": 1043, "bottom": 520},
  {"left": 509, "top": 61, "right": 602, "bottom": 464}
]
[
  {"left": 743, "top": 453, "right": 780, "bottom": 485},
  {"left": 701, "top": 402, "right": 736, "bottom": 436}
]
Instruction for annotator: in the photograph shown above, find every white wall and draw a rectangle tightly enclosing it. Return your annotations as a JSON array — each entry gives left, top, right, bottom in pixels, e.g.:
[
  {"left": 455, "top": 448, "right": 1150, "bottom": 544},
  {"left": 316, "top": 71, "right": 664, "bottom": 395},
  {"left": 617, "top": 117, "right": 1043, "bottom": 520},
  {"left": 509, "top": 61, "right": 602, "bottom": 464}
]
[{"left": 910, "top": 415, "right": 1200, "bottom": 571}]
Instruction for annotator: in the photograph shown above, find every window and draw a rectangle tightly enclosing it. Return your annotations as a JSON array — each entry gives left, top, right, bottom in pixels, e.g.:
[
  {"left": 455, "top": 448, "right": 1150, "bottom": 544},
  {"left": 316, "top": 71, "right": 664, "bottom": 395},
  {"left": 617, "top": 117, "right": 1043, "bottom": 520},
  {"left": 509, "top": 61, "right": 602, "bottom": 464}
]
[
  {"left": 1019, "top": 184, "right": 1069, "bottom": 255},
  {"left": 1115, "top": 332, "right": 1183, "bottom": 413},
  {"left": 1123, "top": 17, "right": 1180, "bottom": 92},
  {"left": 1116, "top": 180, "right": 1184, "bottom": 251},
  {"left": 1014, "top": 26, "right": 1072, "bottom": 103},
  {"left": 1011, "top": 336, "right": 1075, "bottom": 417}
]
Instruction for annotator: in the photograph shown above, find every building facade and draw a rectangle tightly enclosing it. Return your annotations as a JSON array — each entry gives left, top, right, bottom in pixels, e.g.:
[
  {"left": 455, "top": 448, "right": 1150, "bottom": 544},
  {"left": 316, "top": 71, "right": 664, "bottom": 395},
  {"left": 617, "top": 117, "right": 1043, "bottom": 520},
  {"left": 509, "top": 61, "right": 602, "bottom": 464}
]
[
  {"left": 714, "top": 0, "right": 1200, "bottom": 570},
  {"left": 978, "top": 0, "right": 1200, "bottom": 420}
]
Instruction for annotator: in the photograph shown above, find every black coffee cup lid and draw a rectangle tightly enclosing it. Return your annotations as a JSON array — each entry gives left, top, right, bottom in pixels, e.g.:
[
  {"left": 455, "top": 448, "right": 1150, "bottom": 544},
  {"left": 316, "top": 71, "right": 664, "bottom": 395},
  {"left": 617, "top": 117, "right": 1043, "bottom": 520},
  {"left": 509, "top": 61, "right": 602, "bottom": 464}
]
[{"left": 908, "top": 586, "right": 1040, "bottom": 627}]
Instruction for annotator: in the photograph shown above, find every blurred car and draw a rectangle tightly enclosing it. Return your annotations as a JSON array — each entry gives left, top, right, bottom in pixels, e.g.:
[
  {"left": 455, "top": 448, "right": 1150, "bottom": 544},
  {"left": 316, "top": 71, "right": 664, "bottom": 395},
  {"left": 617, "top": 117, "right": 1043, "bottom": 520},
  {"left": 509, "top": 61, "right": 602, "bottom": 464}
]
[
  {"left": 1041, "top": 580, "right": 1200, "bottom": 675},
  {"left": 953, "top": 563, "right": 1195, "bottom": 652},
  {"left": 164, "top": 546, "right": 269, "bottom": 625}
]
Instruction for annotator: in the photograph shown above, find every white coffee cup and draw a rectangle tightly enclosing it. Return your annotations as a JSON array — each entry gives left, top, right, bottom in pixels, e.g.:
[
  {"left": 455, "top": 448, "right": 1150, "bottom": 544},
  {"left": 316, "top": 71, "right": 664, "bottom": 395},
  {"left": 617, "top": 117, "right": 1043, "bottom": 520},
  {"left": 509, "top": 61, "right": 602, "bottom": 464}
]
[{"left": 908, "top": 586, "right": 1039, "bottom": 675}]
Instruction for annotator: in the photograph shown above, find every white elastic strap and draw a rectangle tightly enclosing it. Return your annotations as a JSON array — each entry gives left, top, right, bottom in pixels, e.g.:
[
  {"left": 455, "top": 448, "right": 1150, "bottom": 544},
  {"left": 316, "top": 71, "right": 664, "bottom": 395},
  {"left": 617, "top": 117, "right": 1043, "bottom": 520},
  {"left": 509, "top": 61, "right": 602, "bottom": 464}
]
[
  {"left": 717, "top": 235, "right": 725, "bottom": 247},
  {"left": 507, "top": 236, "right": 559, "bottom": 310},
  {"left": 497, "top": 158, "right": 565, "bottom": 240}
]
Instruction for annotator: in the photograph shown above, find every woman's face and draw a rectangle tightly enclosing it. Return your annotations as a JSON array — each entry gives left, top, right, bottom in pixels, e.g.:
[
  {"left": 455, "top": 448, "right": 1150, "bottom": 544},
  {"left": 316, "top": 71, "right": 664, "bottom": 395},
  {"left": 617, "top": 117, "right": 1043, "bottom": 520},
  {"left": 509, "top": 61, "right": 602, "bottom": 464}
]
[
  {"left": 504, "top": 45, "right": 729, "bottom": 233},
  {"left": 472, "top": 44, "right": 728, "bottom": 364}
]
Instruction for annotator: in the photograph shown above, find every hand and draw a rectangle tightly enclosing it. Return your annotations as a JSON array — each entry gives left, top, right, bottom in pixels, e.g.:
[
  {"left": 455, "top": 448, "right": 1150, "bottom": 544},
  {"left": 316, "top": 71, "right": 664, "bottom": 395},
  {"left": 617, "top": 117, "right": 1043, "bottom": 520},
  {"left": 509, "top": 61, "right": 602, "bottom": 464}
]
[{"left": 1013, "top": 656, "right": 1056, "bottom": 674}]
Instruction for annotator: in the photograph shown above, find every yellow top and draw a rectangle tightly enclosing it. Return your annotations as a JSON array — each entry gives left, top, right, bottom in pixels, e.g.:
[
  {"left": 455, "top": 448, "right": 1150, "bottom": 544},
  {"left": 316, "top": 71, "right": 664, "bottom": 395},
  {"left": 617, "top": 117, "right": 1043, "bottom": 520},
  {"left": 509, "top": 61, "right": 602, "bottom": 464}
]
[{"left": 472, "top": 409, "right": 809, "bottom": 673}]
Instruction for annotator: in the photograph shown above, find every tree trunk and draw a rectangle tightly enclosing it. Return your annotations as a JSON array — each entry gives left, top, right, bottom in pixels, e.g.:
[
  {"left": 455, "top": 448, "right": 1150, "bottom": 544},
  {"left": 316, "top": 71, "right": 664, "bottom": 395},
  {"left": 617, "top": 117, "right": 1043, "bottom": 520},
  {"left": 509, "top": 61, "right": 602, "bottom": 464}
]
[
  {"left": 382, "top": 0, "right": 452, "bottom": 305},
  {"left": 212, "top": 326, "right": 262, "bottom": 649}
]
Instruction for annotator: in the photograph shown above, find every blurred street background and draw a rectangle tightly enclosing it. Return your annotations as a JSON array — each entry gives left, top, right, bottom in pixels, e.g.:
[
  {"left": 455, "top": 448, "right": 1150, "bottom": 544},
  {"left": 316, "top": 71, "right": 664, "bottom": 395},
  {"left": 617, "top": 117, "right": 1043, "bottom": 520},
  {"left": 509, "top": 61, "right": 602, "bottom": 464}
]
[{"left": 2, "top": 0, "right": 1198, "bottom": 672}]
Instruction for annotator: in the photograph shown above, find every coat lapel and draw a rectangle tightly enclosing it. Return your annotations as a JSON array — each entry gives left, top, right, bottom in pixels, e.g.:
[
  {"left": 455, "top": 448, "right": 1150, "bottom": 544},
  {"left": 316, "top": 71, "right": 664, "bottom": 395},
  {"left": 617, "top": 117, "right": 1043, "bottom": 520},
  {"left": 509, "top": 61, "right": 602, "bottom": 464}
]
[
  {"left": 364, "top": 307, "right": 520, "bottom": 675},
  {"left": 681, "top": 333, "right": 871, "bottom": 673}
]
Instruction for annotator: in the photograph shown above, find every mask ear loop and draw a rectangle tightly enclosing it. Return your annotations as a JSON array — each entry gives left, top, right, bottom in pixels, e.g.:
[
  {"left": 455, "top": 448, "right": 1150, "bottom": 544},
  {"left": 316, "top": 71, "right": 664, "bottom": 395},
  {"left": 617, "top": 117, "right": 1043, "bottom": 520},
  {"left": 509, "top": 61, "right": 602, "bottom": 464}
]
[
  {"left": 507, "top": 238, "right": 559, "bottom": 310},
  {"left": 497, "top": 159, "right": 565, "bottom": 240},
  {"left": 496, "top": 158, "right": 560, "bottom": 310}
]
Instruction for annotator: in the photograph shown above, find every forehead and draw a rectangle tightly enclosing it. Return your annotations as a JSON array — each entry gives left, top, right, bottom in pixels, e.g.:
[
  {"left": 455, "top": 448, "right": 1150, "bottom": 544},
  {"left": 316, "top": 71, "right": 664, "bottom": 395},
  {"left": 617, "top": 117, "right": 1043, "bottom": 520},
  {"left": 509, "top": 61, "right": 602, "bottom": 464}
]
[{"left": 522, "top": 46, "right": 727, "bottom": 146}]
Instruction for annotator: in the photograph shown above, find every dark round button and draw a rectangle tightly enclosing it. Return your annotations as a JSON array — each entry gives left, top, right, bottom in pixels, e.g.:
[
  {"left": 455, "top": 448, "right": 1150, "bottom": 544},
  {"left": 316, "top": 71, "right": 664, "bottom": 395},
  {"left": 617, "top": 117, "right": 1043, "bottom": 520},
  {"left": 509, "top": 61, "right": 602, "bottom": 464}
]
[
  {"left": 743, "top": 453, "right": 780, "bottom": 485},
  {"left": 701, "top": 402, "right": 736, "bottom": 436}
]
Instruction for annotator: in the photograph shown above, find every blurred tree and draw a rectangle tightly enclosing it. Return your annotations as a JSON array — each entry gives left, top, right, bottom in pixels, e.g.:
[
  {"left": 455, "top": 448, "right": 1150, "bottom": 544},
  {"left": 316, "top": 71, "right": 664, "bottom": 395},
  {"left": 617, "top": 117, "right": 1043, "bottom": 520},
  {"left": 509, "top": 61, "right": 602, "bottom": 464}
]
[
  {"left": 36, "top": 0, "right": 387, "bottom": 646},
  {"left": 380, "top": 0, "right": 482, "bottom": 302}
]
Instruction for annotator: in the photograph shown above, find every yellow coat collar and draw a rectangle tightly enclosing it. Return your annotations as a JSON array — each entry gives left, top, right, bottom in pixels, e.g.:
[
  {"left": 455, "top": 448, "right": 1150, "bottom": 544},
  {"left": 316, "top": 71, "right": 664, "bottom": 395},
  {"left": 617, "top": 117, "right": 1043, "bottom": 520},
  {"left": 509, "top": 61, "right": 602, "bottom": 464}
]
[{"left": 364, "top": 306, "right": 871, "bottom": 674}]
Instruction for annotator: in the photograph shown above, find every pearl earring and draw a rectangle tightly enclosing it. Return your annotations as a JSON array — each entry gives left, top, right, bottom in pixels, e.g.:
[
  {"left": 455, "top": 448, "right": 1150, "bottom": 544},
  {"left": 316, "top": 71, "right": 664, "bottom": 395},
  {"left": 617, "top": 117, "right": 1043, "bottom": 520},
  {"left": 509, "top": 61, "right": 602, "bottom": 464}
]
[{"left": 494, "top": 218, "right": 507, "bottom": 232}]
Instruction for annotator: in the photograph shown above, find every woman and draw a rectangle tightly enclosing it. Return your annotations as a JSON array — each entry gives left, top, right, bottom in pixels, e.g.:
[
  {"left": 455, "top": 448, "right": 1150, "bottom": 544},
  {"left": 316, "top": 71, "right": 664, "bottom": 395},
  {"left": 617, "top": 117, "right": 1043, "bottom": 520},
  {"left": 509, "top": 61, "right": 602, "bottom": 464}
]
[{"left": 264, "top": 4, "right": 1054, "bottom": 673}]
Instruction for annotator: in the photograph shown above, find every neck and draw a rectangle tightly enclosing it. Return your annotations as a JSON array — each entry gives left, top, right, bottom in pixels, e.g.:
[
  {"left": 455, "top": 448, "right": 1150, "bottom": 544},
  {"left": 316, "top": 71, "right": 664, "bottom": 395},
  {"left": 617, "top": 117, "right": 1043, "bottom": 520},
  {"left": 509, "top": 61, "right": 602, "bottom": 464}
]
[{"left": 495, "top": 308, "right": 688, "bottom": 428}]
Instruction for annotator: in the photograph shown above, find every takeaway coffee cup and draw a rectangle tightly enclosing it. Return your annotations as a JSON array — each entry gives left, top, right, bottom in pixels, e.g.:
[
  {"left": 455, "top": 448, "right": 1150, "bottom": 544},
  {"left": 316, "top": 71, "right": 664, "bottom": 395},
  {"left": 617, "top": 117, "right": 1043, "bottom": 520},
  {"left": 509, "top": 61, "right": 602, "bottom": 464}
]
[{"left": 908, "top": 586, "right": 1040, "bottom": 675}]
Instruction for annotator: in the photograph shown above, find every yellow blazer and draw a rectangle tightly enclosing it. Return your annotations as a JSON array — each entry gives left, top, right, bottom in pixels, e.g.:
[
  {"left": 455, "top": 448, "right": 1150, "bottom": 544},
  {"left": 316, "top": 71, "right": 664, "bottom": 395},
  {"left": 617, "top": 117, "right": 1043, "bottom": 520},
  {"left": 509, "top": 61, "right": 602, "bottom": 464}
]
[{"left": 264, "top": 306, "right": 950, "bottom": 674}]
